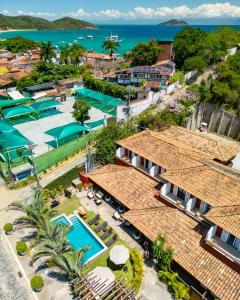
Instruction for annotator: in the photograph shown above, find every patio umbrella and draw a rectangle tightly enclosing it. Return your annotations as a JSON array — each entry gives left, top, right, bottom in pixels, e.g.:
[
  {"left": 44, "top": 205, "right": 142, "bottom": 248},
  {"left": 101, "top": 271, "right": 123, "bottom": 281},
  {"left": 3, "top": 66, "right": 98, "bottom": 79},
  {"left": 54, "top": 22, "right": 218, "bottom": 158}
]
[{"left": 109, "top": 245, "right": 130, "bottom": 265}]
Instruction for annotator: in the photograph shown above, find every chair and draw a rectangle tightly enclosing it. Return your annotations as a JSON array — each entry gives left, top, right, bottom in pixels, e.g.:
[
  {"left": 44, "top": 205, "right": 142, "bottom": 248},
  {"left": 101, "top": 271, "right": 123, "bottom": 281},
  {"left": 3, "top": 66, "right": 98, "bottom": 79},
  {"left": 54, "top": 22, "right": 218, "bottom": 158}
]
[
  {"left": 87, "top": 191, "right": 94, "bottom": 199},
  {"left": 95, "top": 222, "right": 107, "bottom": 233},
  {"left": 88, "top": 214, "right": 100, "bottom": 225},
  {"left": 101, "top": 228, "right": 113, "bottom": 240},
  {"left": 113, "top": 211, "right": 124, "bottom": 222},
  {"left": 96, "top": 191, "right": 104, "bottom": 199},
  {"left": 105, "top": 234, "right": 118, "bottom": 247},
  {"left": 95, "top": 198, "right": 102, "bottom": 206}
]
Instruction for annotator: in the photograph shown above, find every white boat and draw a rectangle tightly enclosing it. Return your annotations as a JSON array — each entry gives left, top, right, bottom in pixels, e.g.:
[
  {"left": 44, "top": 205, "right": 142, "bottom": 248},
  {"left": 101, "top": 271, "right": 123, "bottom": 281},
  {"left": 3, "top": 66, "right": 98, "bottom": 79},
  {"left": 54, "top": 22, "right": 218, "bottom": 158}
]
[
  {"left": 86, "top": 35, "right": 94, "bottom": 39},
  {"left": 78, "top": 36, "right": 85, "bottom": 40},
  {"left": 105, "top": 33, "right": 121, "bottom": 42}
]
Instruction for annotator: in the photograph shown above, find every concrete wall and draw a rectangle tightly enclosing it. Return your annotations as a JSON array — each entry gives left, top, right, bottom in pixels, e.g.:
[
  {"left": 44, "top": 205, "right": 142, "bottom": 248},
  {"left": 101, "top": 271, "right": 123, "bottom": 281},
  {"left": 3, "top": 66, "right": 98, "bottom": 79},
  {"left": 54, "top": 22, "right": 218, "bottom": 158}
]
[{"left": 186, "top": 103, "right": 240, "bottom": 139}]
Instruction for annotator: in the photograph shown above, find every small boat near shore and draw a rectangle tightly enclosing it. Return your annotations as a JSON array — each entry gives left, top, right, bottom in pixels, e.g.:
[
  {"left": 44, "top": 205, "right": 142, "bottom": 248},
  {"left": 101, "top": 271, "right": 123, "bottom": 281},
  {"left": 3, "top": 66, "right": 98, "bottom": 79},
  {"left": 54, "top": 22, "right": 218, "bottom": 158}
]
[
  {"left": 86, "top": 35, "right": 94, "bottom": 39},
  {"left": 105, "top": 33, "right": 121, "bottom": 42}
]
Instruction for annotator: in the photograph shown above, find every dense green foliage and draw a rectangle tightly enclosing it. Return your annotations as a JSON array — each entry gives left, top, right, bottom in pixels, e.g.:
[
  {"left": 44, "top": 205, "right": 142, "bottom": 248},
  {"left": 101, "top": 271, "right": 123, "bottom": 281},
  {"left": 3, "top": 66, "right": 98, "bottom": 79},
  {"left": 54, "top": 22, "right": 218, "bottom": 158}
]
[
  {"left": 0, "top": 14, "right": 95, "bottom": 30},
  {"left": 152, "top": 235, "right": 173, "bottom": 271},
  {"left": 95, "top": 121, "right": 137, "bottom": 165},
  {"left": 0, "top": 36, "right": 38, "bottom": 53},
  {"left": 3, "top": 223, "right": 13, "bottom": 233},
  {"left": 16, "top": 241, "right": 27, "bottom": 255},
  {"left": 102, "top": 40, "right": 120, "bottom": 57},
  {"left": 40, "top": 41, "right": 56, "bottom": 62},
  {"left": 125, "top": 40, "right": 163, "bottom": 66},
  {"left": 159, "top": 271, "right": 190, "bottom": 300},
  {"left": 83, "top": 75, "right": 137, "bottom": 100},
  {"left": 72, "top": 100, "right": 90, "bottom": 123},
  {"left": 173, "top": 27, "right": 240, "bottom": 70},
  {"left": 45, "top": 167, "right": 81, "bottom": 191},
  {"left": 30, "top": 275, "right": 44, "bottom": 291},
  {"left": 130, "top": 249, "right": 144, "bottom": 292},
  {"left": 17, "top": 61, "right": 87, "bottom": 89},
  {"left": 60, "top": 44, "right": 85, "bottom": 65}
]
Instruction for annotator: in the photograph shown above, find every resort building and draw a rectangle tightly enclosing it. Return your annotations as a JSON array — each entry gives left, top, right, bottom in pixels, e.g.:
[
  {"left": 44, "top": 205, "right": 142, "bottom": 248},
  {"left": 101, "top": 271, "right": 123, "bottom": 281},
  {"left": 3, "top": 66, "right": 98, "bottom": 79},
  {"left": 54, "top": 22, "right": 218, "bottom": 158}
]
[{"left": 85, "top": 126, "right": 240, "bottom": 300}]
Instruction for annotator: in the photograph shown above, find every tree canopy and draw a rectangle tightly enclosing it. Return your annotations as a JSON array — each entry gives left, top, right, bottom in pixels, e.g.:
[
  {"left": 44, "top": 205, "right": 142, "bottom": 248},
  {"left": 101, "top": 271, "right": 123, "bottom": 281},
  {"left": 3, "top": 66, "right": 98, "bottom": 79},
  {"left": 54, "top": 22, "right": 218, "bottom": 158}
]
[
  {"left": 0, "top": 36, "right": 38, "bottom": 53},
  {"left": 125, "top": 40, "right": 163, "bottom": 66},
  {"left": 173, "top": 27, "right": 240, "bottom": 70},
  {"left": 72, "top": 100, "right": 90, "bottom": 124},
  {"left": 102, "top": 40, "right": 120, "bottom": 57}
]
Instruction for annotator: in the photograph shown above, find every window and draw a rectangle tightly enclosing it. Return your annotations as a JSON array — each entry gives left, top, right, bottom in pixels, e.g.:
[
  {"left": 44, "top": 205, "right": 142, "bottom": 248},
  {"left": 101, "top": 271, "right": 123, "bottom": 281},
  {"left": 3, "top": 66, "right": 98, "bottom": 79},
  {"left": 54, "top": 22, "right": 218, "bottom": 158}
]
[
  {"left": 227, "top": 234, "right": 237, "bottom": 249},
  {"left": 177, "top": 188, "right": 185, "bottom": 200}
]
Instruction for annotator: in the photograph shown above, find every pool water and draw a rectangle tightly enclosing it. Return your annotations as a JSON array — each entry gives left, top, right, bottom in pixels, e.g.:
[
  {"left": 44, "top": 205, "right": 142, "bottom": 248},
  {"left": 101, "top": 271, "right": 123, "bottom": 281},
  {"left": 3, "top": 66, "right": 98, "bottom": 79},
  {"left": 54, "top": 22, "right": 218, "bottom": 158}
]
[{"left": 53, "top": 215, "right": 105, "bottom": 263}]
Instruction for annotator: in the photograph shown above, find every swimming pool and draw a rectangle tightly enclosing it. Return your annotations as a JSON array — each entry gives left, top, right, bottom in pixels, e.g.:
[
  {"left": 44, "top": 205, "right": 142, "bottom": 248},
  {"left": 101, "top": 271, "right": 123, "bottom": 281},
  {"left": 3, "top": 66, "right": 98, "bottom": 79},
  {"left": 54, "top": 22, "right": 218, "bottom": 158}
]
[{"left": 52, "top": 214, "right": 107, "bottom": 263}]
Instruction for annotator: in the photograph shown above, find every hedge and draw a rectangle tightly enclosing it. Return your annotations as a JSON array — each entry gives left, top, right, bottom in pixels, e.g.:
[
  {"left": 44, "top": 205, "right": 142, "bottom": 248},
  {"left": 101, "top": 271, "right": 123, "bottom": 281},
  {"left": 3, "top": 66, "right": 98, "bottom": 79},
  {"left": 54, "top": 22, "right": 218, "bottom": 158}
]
[
  {"left": 130, "top": 248, "right": 144, "bottom": 292},
  {"left": 16, "top": 241, "right": 27, "bottom": 255},
  {"left": 3, "top": 223, "right": 13, "bottom": 233},
  {"left": 30, "top": 275, "right": 44, "bottom": 291}
]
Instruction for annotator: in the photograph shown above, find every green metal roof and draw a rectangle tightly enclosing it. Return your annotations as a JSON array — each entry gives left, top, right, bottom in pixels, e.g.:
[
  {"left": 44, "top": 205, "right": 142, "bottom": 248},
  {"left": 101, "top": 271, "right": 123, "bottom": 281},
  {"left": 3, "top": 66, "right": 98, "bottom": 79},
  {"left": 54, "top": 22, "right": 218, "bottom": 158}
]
[
  {"left": 84, "top": 119, "right": 105, "bottom": 129},
  {"left": 0, "top": 97, "right": 32, "bottom": 108},
  {"left": 3, "top": 105, "right": 36, "bottom": 119},
  {"left": 0, "top": 131, "right": 32, "bottom": 149},
  {"left": 0, "top": 120, "right": 16, "bottom": 133},
  {"left": 75, "top": 88, "right": 125, "bottom": 106},
  {"left": 45, "top": 122, "right": 89, "bottom": 141},
  {"left": 30, "top": 99, "right": 62, "bottom": 112}
]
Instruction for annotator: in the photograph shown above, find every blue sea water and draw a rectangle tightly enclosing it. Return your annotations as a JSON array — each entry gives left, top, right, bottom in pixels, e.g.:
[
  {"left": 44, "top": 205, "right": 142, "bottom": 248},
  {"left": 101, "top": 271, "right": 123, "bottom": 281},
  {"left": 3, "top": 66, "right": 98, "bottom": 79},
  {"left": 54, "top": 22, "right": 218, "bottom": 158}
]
[
  {"left": 1, "top": 24, "right": 240, "bottom": 55},
  {"left": 53, "top": 215, "right": 105, "bottom": 263}
]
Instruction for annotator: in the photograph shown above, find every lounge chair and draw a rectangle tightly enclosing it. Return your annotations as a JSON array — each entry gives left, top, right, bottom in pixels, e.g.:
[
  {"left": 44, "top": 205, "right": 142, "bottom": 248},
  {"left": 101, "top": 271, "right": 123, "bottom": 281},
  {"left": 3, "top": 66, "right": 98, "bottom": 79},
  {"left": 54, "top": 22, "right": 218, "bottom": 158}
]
[
  {"left": 113, "top": 211, "right": 124, "bottom": 222},
  {"left": 101, "top": 228, "right": 113, "bottom": 240},
  {"left": 88, "top": 214, "right": 100, "bottom": 225},
  {"left": 87, "top": 191, "right": 94, "bottom": 199},
  {"left": 94, "top": 197, "right": 102, "bottom": 205},
  {"left": 105, "top": 234, "right": 118, "bottom": 247},
  {"left": 95, "top": 222, "right": 107, "bottom": 233},
  {"left": 96, "top": 191, "right": 104, "bottom": 199}
]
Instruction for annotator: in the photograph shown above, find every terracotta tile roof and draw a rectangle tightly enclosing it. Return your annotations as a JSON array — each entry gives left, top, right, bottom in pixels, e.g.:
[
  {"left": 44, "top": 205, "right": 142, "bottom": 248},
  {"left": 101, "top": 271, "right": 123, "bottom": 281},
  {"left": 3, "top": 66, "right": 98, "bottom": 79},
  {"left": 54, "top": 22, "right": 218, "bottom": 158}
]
[
  {"left": 158, "top": 126, "right": 240, "bottom": 162},
  {"left": 124, "top": 208, "right": 240, "bottom": 300},
  {"left": 85, "top": 52, "right": 111, "bottom": 60},
  {"left": 161, "top": 163, "right": 240, "bottom": 207},
  {"left": 0, "top": 78, "right": 12, "bottom": 86},
  {"left": 88, "top": 164, "right": 163, "bottom": 210},
  {"left": 206, "top": 206, "right": 240, "bottom": 238},
  {"left": 144, "top": 81, "right": 161, "bottom": 88},
  {"left": 117, "top": 130, "right": 204, "bottom": 170},
  {"left": 58, "top": 78, "right": 82, "bottom": 85}
]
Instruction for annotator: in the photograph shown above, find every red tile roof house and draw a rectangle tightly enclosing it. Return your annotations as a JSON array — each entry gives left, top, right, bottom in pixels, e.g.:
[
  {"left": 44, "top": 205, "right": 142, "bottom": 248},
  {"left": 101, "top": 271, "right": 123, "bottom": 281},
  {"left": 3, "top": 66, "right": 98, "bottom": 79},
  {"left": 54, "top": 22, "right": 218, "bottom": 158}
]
[{"left": 84, "top": 126, "right": 240, "bottom": 300}]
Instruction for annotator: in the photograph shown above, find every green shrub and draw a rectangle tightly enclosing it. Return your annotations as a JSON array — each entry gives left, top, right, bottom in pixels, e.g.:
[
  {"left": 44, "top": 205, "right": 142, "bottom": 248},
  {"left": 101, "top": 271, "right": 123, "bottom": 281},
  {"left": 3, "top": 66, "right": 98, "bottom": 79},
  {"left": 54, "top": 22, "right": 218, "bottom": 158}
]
[
  {"left": 30, "top": 275, "right": 44, "bottom": 291},
  {"left": 3, "top": 223, "right": 13, "bottom": 233},
  {"left": 130, "top": 248, "right": 144, "bottom": 292},
  {"left": 11, "top": 176, "right": 35, "bottom": 189},
  {"left": 16, "top": 241, "right": 27, "bottom": 255}
]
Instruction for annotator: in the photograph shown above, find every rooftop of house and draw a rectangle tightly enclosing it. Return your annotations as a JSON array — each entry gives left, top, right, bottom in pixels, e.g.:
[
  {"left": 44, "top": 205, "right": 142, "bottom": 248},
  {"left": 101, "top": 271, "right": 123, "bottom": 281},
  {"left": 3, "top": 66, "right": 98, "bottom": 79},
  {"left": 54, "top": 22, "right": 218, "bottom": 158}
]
[
  {"left": 144, "top": 81, "right": 161, "bottom": 89},
  {"left": 88, "top": 164, "right": 163, "bottom": 210},
  {"left": 84, "top": 52, "right": 111, "bottom": 60},
  {"left": 124, "top": 207, "right": 240, "bottom": 300},
  {"left": 116, "top": 66, "right": 172, "bottom": 76}
]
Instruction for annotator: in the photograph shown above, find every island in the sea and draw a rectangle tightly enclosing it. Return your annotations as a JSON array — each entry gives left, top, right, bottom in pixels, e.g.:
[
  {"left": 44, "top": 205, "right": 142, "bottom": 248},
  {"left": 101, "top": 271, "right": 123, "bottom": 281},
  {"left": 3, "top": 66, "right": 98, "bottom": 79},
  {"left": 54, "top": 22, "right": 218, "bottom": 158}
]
[
  {"left": 158, "top": 19, "right": 188, "bottom": 26},
  {"left": 0, "top": 14, "right": 96, "bottom": 31}
]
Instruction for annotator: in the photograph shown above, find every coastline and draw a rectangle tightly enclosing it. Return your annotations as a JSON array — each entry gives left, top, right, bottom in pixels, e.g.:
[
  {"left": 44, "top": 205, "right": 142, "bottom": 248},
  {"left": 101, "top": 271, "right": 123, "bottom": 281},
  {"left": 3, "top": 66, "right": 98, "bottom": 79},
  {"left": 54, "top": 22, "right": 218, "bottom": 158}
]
[{"left": 0, "top": 29, "right": 37, "bottom": 34}]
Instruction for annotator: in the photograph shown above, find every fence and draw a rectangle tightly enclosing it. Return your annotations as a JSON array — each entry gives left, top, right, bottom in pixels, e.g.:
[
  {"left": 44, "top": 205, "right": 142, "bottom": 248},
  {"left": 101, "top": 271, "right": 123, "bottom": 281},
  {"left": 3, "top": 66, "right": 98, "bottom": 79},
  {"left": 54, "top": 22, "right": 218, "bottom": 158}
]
[{"left": 186, "top": 103, "right": 240, "bottom": 140}]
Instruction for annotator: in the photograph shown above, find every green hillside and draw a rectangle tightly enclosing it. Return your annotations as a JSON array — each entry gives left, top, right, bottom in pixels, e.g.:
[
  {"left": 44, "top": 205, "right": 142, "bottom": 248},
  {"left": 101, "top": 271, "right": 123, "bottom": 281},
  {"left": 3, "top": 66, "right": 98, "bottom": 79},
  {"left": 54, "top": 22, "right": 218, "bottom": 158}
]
[{"left": 0, "top": 14, "right": 96, "bottom": 30}]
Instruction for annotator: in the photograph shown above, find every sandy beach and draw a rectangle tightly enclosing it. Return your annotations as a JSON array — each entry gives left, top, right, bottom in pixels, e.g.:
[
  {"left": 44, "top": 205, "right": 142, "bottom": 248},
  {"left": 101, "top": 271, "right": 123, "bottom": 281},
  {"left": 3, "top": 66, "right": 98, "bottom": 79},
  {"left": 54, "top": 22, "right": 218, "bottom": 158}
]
[{"left": 0, "top": 29, "right": 37, "bottom": 34}]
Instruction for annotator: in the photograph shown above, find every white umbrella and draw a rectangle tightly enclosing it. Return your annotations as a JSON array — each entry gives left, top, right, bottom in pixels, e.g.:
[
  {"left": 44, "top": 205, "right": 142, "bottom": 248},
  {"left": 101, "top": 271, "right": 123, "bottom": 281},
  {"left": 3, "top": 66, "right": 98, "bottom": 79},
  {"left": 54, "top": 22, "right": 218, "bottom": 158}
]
[{"left": 109, "top": 245, "right": 130, "bottom": 265}]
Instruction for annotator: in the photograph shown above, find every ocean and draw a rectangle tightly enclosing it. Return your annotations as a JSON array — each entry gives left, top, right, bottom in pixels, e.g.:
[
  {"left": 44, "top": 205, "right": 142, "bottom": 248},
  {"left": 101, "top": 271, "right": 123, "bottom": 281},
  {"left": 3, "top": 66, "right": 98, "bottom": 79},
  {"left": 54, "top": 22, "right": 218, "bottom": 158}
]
[{"left": 1, "top": 24, "right": 240, "bottom": 55}]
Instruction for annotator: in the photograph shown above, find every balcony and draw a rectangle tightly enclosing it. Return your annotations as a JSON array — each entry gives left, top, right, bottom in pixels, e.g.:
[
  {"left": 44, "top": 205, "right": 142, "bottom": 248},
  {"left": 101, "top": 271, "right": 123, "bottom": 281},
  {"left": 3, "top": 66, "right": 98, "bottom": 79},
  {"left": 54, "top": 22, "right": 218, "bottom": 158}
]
[
  {"left": 206, "top": 236, "right": 240, "bottom": 265},
  {"left": 161, "top": 192, "right": 185, "bottom": 210}
]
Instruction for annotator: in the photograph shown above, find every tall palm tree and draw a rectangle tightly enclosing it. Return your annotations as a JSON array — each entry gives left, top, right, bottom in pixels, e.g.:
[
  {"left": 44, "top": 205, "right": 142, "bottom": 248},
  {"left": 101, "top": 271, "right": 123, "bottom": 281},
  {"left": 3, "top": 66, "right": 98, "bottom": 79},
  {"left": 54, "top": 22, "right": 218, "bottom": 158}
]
[
  {"left": 102, "top": 40, "right": 119, "bottom": 57},
  {"left": 50, "top": 247, "right": 89, "bottom": 280},
  {"left": 69, "top": 44, "right": 85, "bottom": 66},
  {"left": 59, "top": 45, "right": 70, "bottom": 65},
  {"left": 31, "top": 237, "right": 72, "bottom": 264},
  {"left": 7, "top": 189, "right": 58, "bottom": 230},
  {"left": 40, "top": 41, "right": 56, "bottom": 62},
  {"left": 31, "top": 220, "right": 70, "bottom": 248}
]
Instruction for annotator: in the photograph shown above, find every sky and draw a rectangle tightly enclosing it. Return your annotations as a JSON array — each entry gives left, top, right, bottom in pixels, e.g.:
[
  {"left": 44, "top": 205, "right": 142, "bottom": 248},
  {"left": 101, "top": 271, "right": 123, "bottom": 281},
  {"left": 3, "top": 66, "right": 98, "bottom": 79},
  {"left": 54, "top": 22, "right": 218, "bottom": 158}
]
[{"left": 1, "top": 1, "right": 240, "bottom": 24}]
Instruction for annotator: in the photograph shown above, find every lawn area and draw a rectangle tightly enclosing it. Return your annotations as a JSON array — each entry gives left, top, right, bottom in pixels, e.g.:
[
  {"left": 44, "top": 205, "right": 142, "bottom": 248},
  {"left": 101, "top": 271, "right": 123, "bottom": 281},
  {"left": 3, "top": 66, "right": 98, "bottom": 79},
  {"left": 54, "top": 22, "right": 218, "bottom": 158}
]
[
  {"left": 35, "top": 132, "right": 96, "bottom": 173},
  {"left": 57, "top": 195, "right": 80, "bottom": 215}
]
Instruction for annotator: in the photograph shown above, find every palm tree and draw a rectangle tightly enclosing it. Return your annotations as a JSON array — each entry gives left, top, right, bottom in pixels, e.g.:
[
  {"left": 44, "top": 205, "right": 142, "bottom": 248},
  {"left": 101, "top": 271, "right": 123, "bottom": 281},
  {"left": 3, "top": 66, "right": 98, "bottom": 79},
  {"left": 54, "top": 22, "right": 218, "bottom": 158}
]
[
  {"left": 7, "top": 189, "right": 58, "bottom": 230},
  {"left": 50, "top": 247, "right": 89, "bottom": 280},
  {"left": 102, "top": 40, "right": 119, "bottom": 57},
  {"left": 59, "top": 45, "right": 70, "bottom": 65},
  {"left": 31, "top": 220, "right": 70, "bottom": 248},
  {"left": 31, "top": 237, "right": 72, "bottom": 264},
  {"left": 69, "top": 44, "right": 85, "bottom": 66},
  {"left": 40, "top": 41, "right": 56, "bottom": 62}
]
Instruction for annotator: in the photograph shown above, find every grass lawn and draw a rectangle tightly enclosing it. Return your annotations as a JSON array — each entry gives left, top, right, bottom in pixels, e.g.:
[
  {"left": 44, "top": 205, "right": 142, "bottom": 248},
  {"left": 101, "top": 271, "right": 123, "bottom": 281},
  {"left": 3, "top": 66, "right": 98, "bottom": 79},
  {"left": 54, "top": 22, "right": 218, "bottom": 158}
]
[{"left": 57, "top": 195, "right": 80, "bottom": 215}]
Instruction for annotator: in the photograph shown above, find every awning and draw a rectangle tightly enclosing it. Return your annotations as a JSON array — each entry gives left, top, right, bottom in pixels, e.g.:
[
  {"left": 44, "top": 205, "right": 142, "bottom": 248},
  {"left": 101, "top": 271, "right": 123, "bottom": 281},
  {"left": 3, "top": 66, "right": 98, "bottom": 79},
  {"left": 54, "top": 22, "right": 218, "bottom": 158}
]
[
  {"left": 0, "top": 131, "right": 32, "bottom": 149},
  {"left": 0, "top": 97, "right": 32, "bottom": 108},
  {"left": 84, "top": 119, "right": 105, "bottom": 129},
  {"left": 3, "top": 105, "right": 36, "bottom": 119},
  {"left": 45, "top": 122, "right": 89, "bottom": 141},
  {"left": 30, "top": 99, "right": 62, "bottom": 112},
  {"left": 0, "top": 120, "right": 16, "bottom": 133},
  {"left": 75, "top": 88, "right": 125, "bottom": 106}
]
